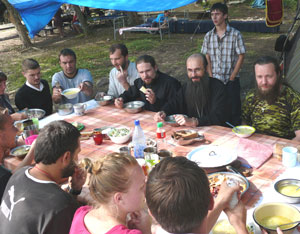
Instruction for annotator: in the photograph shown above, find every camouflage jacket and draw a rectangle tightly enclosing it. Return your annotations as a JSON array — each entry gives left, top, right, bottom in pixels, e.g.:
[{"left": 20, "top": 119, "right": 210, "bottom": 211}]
[{"left": 242, "top": 86, "right": 300, "bottom": 139}]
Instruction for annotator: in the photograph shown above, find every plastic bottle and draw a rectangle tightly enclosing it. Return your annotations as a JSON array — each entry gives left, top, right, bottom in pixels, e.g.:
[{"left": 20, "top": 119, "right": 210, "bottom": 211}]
[
  {"left": 132, "top": 120, "right": 147, "bottom": 158},
  {"left": 156, "top": 122, "right": 166, "bottom": 150},
  {"left": 227, "top": 178, "right": 239, "bottom": 209}
]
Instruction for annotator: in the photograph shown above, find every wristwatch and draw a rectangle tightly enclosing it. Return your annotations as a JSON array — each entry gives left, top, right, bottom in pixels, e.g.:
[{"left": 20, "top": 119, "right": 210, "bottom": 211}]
[{"left": 67, "top": 185, "right": 82, "bottom": 195}]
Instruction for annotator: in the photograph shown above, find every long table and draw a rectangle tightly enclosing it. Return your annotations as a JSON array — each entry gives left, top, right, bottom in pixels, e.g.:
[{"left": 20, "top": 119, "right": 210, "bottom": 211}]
[{"left": 4, "top": 103, "right": 299, "bottom": 209}]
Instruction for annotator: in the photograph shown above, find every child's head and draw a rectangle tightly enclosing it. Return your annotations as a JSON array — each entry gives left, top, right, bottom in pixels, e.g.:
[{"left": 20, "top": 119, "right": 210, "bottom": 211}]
[
  {"left": 90, "top": 153, "right": 146, "bottom": 212},
  {"left": 146, "top": 156, "right": 212, "bottom": 233}
]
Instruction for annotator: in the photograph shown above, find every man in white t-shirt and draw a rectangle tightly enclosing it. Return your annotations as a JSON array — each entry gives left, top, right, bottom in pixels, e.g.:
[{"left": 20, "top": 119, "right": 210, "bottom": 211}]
[
  {"left": 52, "top": 48, "right": 94, "bottom": 104},
  {"left": 107, "top": 44, "right": 139, "bottom": 97}
]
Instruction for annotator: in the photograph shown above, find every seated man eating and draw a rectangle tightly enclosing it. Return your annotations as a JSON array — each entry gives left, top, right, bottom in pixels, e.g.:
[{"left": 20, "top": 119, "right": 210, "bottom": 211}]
[
  {"left": 154, "top": 53, "right": 227, "bottom": 127},
  {"left": 115, "top": 55, "right": 181, "bottom": 112}
]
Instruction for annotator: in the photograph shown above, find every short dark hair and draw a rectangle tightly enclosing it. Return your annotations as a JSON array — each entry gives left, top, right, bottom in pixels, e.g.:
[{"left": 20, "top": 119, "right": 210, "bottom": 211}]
[
  {"left": 136, "top": 55, "right": 156, "bottom": 68},
  {"left": 34, "top": 120, "right": 80, "bottom": 164},
  {"left": 211, "top": 2, "right": 228, "bottom": 15},
  {"left": 22, "top": 59, "right": 40, "bottom": 72},
  {"left": 109, "top": 44, "right": 128, "bottom": 57},
  {"left": 146, "top": 157, "right": 211, "bottom": 233},
  {"left": 254, "top": 56, "right": 281, "bottom": 75},
  {"left": 0, "top": 71, "right": 7, "bottom": 82},
  {"left": 59, "top": 48, "right": 77, "bottom": 61}
]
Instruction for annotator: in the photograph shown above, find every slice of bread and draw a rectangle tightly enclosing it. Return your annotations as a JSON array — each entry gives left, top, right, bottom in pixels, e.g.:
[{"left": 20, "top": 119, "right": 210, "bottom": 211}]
[
  {"left": 139, "top": 86, "right": 147, "bottom": 94},
  {"left": 173, "top": 130, "right": 198, "bottom": 140}
]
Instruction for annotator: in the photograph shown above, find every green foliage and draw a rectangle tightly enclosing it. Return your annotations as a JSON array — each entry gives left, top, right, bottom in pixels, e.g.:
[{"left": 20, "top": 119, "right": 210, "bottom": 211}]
[{"left": 283, "top": 0, "right": 297, "bottom": 10}]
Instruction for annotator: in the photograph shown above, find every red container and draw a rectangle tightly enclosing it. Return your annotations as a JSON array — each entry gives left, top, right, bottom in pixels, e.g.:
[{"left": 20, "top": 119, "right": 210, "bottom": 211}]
[{"left": 93, "top": 133, "right": 103, "bottom": 145}]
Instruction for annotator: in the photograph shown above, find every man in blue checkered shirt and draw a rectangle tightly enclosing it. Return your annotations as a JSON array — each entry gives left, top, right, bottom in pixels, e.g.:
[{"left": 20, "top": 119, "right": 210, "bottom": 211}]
[{"left": 201, "top": 3, "right": 245, "bottom": 126}]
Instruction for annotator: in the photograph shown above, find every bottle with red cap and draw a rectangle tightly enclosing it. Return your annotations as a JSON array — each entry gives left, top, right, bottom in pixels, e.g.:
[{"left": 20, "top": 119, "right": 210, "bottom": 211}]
[{"left": 156, "top": 122, "right": 166, "bottom": 150}]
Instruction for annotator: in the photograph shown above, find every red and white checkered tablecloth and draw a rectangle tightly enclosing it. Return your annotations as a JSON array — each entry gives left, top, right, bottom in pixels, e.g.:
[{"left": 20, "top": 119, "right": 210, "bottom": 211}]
[{"left": 3, "top": 104, "right": 299, "bottom": 208}]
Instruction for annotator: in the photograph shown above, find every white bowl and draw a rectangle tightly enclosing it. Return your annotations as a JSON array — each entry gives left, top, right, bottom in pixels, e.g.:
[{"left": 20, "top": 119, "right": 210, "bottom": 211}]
[
  {"left": 108, "top": 127, "right": 131, "bottom": 144},
  {"left": 62, "top": 88, "right": 80, "bottom": 99},
  {"left": 232, "top": 125, "right": 255, "bottom": 138}
]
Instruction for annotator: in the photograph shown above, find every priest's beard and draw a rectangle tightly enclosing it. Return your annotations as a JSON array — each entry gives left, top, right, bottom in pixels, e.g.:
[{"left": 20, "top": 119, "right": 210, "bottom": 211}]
[
  {"left": 256, "top": 79, "right": 281, "bottom": 105},
  {"left": 185, "top": 76, "right": 210, "bottom": 118}
]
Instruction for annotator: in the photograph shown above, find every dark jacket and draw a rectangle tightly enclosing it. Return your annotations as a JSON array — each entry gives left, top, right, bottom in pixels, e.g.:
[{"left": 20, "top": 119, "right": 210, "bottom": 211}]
[
  {"left": 120, "top": 71, "right": 181, "bottom": 112},
  {"left": 163, "top": 78, "right": 228, "bottom": 126}
]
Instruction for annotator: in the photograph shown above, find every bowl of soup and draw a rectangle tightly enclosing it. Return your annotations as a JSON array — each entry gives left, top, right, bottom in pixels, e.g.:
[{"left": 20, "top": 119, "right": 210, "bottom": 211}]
[
  {"left": 253, "top": 202, "right": 300, "bottom": 234},
  {"left": 274, "top": 179, "right": 300, "bottom": 203},
  {"left": 62, "top": 88, "right": 80, "bottom": 99},
  {"left": 232, "top": 125, "right": 255, "bottom": 138}
]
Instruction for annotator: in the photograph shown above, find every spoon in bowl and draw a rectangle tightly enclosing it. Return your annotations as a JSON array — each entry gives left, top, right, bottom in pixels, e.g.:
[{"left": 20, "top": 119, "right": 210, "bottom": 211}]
[
  {"left": 225, "top": 122, "right": 240, "bottom": 133},
  {"left": 269, "top": 220, "right": 300, "bottom": 230}
]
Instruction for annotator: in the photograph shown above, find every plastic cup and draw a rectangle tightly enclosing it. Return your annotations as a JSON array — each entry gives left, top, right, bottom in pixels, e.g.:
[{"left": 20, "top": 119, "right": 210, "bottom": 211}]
[
  {"left": 93, "top": 133, "right": 103, "bottom": 145},
  {"left": 282, "top": 147, "right": 298, "bottom": 167}
]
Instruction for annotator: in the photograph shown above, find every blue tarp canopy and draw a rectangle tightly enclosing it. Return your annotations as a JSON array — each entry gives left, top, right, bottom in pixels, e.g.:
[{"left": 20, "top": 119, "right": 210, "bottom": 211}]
[{"left": 8, "top": 0, "right": 197, "bottom": 38}]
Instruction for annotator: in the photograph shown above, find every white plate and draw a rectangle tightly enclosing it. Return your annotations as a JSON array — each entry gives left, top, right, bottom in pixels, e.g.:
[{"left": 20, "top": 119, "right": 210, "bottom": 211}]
[{"left": 187, "top": 145, "right": 237, "bottom": 168}]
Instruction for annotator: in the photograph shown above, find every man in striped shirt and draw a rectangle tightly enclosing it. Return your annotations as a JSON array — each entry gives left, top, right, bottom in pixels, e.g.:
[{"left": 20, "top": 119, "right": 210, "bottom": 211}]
[{"left": 201, "top": 3, "right": 246, "bottom": 126}]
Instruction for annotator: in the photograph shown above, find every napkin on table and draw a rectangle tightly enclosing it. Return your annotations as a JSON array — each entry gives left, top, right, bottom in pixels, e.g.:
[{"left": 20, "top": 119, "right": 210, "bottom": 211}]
[{"left": 237, "top": 138, "right": 273, "bottom": 169}]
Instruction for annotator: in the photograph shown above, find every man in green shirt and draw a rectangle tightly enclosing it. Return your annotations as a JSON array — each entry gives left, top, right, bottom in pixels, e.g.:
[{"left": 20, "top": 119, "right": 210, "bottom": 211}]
[{"left": 242, "top": 56, "right": 300, "bottom": 141}]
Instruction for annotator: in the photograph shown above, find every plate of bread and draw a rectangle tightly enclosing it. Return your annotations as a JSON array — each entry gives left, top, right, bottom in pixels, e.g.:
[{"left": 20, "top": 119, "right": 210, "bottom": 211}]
[{"left": 171, "top": 129, "right": 205, "bottom": 146}]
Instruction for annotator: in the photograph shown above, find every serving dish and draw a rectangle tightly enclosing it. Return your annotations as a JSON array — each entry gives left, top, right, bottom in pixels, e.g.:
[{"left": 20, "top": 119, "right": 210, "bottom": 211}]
[
  {"left": 95, "top": 95, "right": 114, "bottom": 106},
  {"left": 208, "top": 171, "right": 249, "bottom": 197},
  {"left": 211, "top": 219, "right": 257, "bottom": 234},
  {"left": 171, "top": 129, "right": 205, "bottom": 145},
  {"left": 253, "top": 202, "right": 300, "bottom": 234},
  {"left": 108, "top": 126, "right": 131, "bottom": 144},
  {"left": 187, "top": 145, "right": 237, "bottom": 168},
  {"left": 58, "top": 103, "right": 73, "bottom": 116},
  {"left": 10, "top": 145, "right": 31, "bottom": 158},
  {"left": 165, "top": 114, "right": 188, "bottom": 127},
  {"left": 274, "top": 179, "right": 300, "bottom": 203},
  {"left": 123, "top": 101, "right": 145, "bottom": 114},
  {"left": 26, "top": 108, "right": 46, "bottom": 119},
  {"left": 232, "top": 125, "right": 255, "bottom": 138},
  {"left": 61, "top": 88, "right": 80, "bottom": 99}
]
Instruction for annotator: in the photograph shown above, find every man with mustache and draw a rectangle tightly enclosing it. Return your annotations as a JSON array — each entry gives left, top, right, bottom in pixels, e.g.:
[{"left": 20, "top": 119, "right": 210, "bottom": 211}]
[
  {"left": 242, "top": 56, "right": 300, "bottom": 141},
  {"left": 107, "top": 44, "right": 139, "bottom": 97},
  {"left": 0, "top": 120, "right": 86, "bottom": 234},
  {"left": 154, "top": 53, "right": 227, "bottom": 127},
  {"left": 15, "top": 59, "right": 53, "bottom": 116},
  {"left": 52, "top": 48, "right": 93, "bottom": 104},
  {"left": 115, "top": 54, "right": 181, "bottom": 112},
  {"left": 0, "top": 108, "right": 34, "bottom": 201}
]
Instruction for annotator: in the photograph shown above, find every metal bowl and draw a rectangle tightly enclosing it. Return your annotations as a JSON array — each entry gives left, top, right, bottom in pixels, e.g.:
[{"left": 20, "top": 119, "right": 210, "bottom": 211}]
[
  {"left": 10, "top": 145, "right": 31, "bottom": 159},
  {"left": 253, "top": 202, "right": 300, "bottom": 234},
  {"left": 26, "top": 109, "right": 46, "bottom": 119},
  {"left": 124, "top": 101, "right": 145, "bottom": 114},
  {"left": 58, "top": 103, "right": 73, "bottom": 116},
  {"left": 274, "top": 179, "right": 300, "bottom": 203},
  {"left": 95, "top": 95, "right": 114, "bottom": 106},
  {"left": 165, "top": 114, "right": 188, "bottom": 127}
]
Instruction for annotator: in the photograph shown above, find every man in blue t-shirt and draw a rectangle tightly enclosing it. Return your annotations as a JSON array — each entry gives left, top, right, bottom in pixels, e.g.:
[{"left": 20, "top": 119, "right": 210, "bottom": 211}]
[{"left": 52, "top": 48, "right": 94, "bottom": 104}]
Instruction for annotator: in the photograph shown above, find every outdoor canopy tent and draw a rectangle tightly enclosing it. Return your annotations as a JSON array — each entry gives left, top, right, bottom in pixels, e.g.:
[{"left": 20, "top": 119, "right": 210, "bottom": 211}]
[{"left": 8, "top": 0, "right": 197, "bottom": 38}]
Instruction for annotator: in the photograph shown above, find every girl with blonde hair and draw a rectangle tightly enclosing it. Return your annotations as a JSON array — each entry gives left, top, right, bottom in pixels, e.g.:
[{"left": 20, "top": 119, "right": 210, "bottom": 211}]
[{"left": 70, "top": 153, "right": 151, "bottom": 234}]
